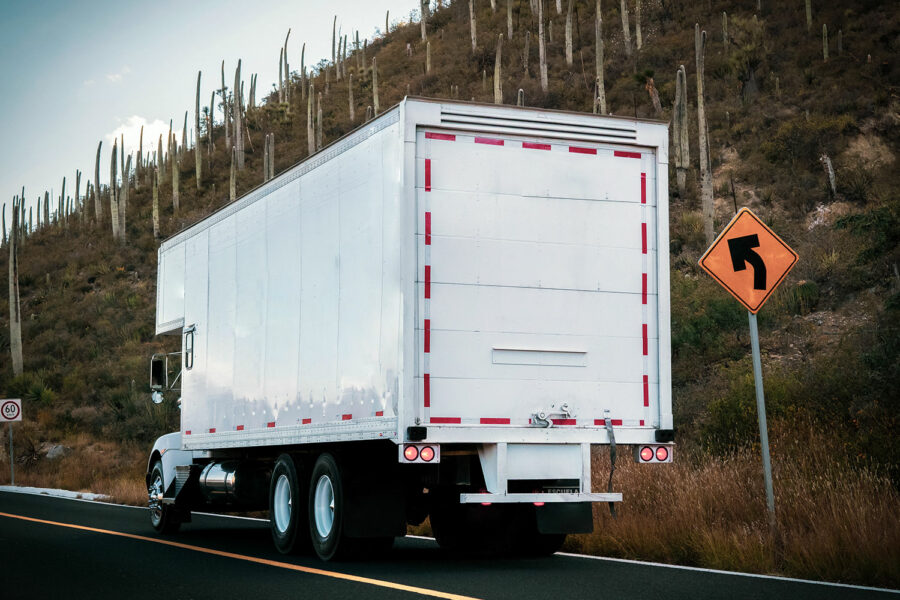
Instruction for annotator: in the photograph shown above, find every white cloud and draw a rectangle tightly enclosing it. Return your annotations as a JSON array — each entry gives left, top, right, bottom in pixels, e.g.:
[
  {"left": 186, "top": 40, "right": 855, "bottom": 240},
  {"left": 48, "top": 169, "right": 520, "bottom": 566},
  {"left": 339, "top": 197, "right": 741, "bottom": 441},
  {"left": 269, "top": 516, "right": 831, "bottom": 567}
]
[
  {"left": 104, "top": 116, "right": 172, "bottom": 165},
  {"left": 105, "top": 65, "right": 131, "bottom": 83},
  {"left": 82, "top": 79, "right": 95, "bottom": 87}
]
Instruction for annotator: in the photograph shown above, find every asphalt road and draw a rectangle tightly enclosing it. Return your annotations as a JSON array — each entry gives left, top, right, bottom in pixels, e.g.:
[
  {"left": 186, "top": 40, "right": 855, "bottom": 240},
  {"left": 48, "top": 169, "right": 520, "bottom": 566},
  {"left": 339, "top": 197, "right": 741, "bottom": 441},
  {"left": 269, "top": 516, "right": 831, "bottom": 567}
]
[{"left": 0, "top": 490, "right": 894, "bottom": 600}]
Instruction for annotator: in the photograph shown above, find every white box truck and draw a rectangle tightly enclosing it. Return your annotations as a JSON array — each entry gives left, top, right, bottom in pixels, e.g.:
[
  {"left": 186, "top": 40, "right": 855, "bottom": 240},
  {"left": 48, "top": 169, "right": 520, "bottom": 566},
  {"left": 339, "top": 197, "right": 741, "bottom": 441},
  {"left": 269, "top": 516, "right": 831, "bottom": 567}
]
[{"left": 146, "top": 98, "right": 673, "bottom": 560}]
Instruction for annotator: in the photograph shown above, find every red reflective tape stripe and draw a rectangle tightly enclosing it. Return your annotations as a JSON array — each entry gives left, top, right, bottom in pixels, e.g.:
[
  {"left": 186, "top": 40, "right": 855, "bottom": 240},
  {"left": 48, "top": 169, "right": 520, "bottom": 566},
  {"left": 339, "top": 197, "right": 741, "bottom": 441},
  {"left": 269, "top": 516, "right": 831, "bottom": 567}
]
[
  {"left": 640, "top": 419, "right": 645, "bottom": 426},
  {"left": 236, "top": 425, "right": 244, "bottom": 431},
  {"left": 301, "top": 418, "right": 312, "bottom": 424},
  {"left": 424, "top": 158, "right": 431, "bottom": 191},
  {"left": 424, "top": 319, "right": 430, "bottom": 353},
  {"left": 615, "top": 150, "right": 641, "bottom": 159},
  {"left": 569, "top": 146, "right": 597, "bottom": 155},
  {"left": 208, "top": 428, "right": 216, "bottom": 433},
  {"left": 424, "top": 265, "right": 431, "bottom": 299},
  {"left": 430, "top": 417, "right": 461, "bottom": 424},
  {"left": 480, "top": 418, "right": 510, "bottom": 425},
  {"left": 593, "top": 419, "right": 623, "bottom": 426},
  {"left": 425, "top": 212, "right": 431, "bottom": 245},
  {"left": 643, "top": 375, "right": 650, "bottom": 407},
  {"left": 523, "top": 142, "right": 551, "bottom": 151},
  {"left": 641, "top": 172, "right": 647, "bottom": 204},
  {"left": 267, "top": 422, "right": 276, "bottom": 428},
  {"left": 474, "top": 136, "right": 504, "bottom": 146},
  {"left": 642, "top": 273, "right": 648, "bottom": 305},
  {"left": 642, "top": 222, "right": 648, "bottom": 254},
  {"left": 375, "top": 411, "right": 384, "bottom": 417},
  {"left": 342, "top": 414, "right": 352, "bottom": 421},
  {"left": 424, "top": 374, "right": 431, "bottom": 407},
  {"left": 552, "top": 418, "right": 577, "bottom": 425},
  {"left": 185, "top": 430, "right": 191, "bottom": 435},
  {"left": 425, "top": 132, "right": 456, "bottom": 141},
  {"left": 643, "top": 324, "right": 649, "bottom": 356}
]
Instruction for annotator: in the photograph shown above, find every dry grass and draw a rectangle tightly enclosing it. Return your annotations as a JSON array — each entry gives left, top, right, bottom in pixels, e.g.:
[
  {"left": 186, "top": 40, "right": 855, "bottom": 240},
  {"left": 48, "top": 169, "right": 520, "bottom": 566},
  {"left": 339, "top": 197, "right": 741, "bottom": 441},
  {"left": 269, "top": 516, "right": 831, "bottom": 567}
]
[{"left": 568, "top": 428, "right": 900, "bottom": 588}]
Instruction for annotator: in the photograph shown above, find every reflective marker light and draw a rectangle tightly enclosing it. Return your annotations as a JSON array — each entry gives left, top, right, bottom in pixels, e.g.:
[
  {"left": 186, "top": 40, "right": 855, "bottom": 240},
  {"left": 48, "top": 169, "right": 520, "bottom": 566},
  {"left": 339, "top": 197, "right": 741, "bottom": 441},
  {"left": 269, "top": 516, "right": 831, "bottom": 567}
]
[
  {"left": 656, "top": 446, "right": 669, "bottom": 462},
  {"left": 404, "top": 445, "right": 419, "bottom": 461},
  {"left": 640, "top": 446, "right": 654, "bottom": 462},
  {"left": 420, "top": 446, "right": 435, "bottom": 462}
]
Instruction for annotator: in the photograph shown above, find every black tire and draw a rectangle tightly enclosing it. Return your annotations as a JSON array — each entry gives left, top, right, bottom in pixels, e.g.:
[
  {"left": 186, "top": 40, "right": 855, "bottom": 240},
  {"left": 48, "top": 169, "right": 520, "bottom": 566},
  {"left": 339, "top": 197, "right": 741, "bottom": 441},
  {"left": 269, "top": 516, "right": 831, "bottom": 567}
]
[
  {"left": 269, "top": 454, "right": 310, "bottom": 554},
  {"left": 430, "top": 496, "right": 524, "bottom": 556},
  {"left": 308, "top": 453, "right": 347, "bottom": 561},
  {"left": 517, "top": 531, "right": 567, "bottom": 557},
  {"left": 148, "top": 461, "right": 181, "bottom": 534}
]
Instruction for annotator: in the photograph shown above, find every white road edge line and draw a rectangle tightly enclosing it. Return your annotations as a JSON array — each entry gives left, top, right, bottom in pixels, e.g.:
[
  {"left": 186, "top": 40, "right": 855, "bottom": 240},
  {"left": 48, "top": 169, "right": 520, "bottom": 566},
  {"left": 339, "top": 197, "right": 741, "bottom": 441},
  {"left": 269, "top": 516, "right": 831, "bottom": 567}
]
[
  {"left": 554, "top": 552, "right": 899, "bottom": 594},
  {"left": 2, "top": 486, "right": 896, "bottom": 593}
]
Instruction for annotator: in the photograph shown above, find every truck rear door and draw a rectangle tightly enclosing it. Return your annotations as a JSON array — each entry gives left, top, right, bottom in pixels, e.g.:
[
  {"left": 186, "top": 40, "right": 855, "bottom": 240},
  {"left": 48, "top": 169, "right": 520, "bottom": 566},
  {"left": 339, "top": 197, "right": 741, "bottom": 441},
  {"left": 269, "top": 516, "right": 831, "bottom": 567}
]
[{"left": 416, "top": 129, "right": 659, "bottom": 430}]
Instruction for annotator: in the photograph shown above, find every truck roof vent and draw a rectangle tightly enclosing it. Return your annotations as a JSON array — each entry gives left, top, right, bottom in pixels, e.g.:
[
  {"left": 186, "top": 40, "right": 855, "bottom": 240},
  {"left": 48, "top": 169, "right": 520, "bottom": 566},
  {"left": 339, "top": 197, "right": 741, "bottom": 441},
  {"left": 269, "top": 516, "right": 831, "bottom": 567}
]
[{"left": 440, "top": 107, "right": 638, "bottom": 144}]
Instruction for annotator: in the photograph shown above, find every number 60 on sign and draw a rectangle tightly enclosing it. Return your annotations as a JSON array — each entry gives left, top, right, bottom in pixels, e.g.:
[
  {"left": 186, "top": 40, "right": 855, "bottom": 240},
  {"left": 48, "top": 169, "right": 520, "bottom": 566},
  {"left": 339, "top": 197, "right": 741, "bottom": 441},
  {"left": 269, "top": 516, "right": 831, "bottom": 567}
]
[{"left": 1, "top": 399, "right": 22, "bottom": 422}]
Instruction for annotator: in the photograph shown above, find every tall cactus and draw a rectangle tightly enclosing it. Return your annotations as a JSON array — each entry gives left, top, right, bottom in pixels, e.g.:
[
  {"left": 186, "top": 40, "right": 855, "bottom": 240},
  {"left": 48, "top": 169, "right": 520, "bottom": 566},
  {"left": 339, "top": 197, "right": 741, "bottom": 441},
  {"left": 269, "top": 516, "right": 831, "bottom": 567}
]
[
  {"left": 229, "top": 147, "right": 236, "bottom": 202},
  {"left": 195, "top": 70, "right": 203, "bottom": 189},
  {"left": 263, "top": 134, "right": 270, "bottom": 181},
  {"left": 517, "top": 88, "right": 524, "bottom": 106},
  {"left": 208, "top": 91, "right": 215, "bottom": 156},
  {"left": 137, "top": 125, "right": 143, "bottom": 189},
  {"left": 373, "top": 58, "right": 380, "bottom": 114},
  {"left": 421, "top": 0, "right": 428, "bottom": 41},
  {"left": 234, "top": 60, "right": 244, "bottom": 169},
  {"left": 44, "top": 191, "right": 50, "bottom": 228},
  {"left": 110, "top": 140, "right": 120, "bottom": 240},
  {"left": 620, "top": 0, "right": 632, "bottom": 56},
  {"left": 524, "top": 31, "right": 531, "bottom": 77},
  {"left": 469, "top": 0, "right": 477, "bottom": 52},
  {"left": 158, "top": 134, "right": 165, "bottom": 185},
  {"left": 172, "top": 131, "right": 180, "bottom": 214},
  {"left": 385, "top": 10, "right": 389, "bottom": 35},
  {"left": 332, "top": 16, "right": 337, "bottom": 77},
  {"left": 94, "top": 141, "right": 102, "bottom": 223},
  {"left": 268, "top": 134, "right": 275, "bottom": 180},
  {"left": 283, "top": 29, "right": 291, "bottom": 103},
  {"left": 538, "top": 0, "right": 548, "bottom": 91},
  {"left": 278, "top": 48, "right": 284, "bottom": 103},
  {"left": 120, "top": 154, "right": 130, "bottom": 242},
  {"left": 595, "top": 0, "right": 607, "bottom": 113},
  {"left": 805, "top": 0, "right": 812, "bottom": 34},
  {"left": 307, "top": 82, "right": 315, "bottom": 155},
  {"left": 8, "top": 197, "right": 23, "bottom": 376},
  {"left": 822, "top": 24, "right": 828, "bottom": 62},
  {"left": 695, "top": 24, "right": 714, "bottom": 244},
  {"left": 672, "top": 65, "right": 690, "bottom": 196},
  {"left": 566, "top": 0, "right": 574, "bottom": 66},
  {"left": 152, "top": 167, "right": 160, "bottom": 238},
  {"left": 507, "top": 0, "right": 513, "bottom": 39},
  {"left": 222, "top": 60, "right": 230, "bottom": 151},
  {"left": 494, "top": 34, "right": 504, "bottom": 104},
  {"left": 316, "top": 92, "right": 323, "bottom": 149},
  {"left": 349, "top": 73, "right": 355, "bottom": 121},
  {"left": 301, "top": 43, "right": 306, "bottom": 100},
  {"left": 426, "top": 41, "right": 432, "bottom": 73},
  {"left": 75, "top": 170, "right": 81, "bottom": 225},
  {"left": 635, "top": 0, "right": 642, "bottom": 50}
]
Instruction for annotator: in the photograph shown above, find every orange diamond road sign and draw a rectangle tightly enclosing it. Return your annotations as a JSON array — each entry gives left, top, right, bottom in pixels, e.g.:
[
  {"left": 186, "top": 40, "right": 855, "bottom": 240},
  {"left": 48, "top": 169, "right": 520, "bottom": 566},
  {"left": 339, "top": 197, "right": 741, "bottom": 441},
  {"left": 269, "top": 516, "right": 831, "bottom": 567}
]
[{"left": 699, "top": 208, "right": 799, "bottom": 314}]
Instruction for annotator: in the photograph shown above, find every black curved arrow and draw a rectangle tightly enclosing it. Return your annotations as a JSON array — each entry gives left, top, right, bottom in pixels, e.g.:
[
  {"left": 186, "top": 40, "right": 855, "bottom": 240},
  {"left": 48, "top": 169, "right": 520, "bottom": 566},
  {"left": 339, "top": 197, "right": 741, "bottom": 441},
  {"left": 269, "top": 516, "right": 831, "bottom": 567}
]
[{"left": 727, "top": 234, "right": 767, "bottom": 290}]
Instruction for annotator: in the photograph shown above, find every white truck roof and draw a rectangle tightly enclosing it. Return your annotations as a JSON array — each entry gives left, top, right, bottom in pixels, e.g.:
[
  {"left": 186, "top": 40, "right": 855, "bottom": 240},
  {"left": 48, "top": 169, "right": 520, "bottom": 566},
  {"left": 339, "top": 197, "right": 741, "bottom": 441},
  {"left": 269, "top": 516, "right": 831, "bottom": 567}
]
[{"left": 156, "top": 98, "right": 671, "bottom": 450}]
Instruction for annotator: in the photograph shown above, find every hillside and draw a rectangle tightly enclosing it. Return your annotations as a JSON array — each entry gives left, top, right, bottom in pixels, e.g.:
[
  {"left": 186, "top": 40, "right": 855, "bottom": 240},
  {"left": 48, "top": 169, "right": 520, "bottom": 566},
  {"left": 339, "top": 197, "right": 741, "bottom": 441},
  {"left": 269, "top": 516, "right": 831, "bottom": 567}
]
[{"left": 0, "top": 0, "right": 898, "bottom": 586}]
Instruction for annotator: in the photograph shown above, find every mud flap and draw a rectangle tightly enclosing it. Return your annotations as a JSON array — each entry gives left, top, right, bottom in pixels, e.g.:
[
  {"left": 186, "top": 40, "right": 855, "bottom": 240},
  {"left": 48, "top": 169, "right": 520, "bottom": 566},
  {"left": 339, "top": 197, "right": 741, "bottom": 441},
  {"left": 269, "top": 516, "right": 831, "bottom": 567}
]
[{"left": 535, "top": 503, "right": 593, "bottom": 535}]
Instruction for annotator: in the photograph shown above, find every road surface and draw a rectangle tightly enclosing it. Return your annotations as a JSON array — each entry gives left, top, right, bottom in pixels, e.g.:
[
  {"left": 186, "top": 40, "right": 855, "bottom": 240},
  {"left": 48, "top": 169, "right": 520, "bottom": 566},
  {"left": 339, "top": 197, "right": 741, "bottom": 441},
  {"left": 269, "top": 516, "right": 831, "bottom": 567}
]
[{"left": 0, "top": 490, "right": 894, "bottom": 600}]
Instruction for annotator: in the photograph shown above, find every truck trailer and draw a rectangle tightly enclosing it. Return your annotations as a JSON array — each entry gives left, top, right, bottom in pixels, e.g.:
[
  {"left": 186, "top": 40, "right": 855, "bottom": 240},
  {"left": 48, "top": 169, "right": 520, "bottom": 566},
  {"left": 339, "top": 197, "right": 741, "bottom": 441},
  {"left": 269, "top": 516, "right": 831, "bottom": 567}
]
[{"left": 146, "top": 97, "right": 673, "bottom": 560}]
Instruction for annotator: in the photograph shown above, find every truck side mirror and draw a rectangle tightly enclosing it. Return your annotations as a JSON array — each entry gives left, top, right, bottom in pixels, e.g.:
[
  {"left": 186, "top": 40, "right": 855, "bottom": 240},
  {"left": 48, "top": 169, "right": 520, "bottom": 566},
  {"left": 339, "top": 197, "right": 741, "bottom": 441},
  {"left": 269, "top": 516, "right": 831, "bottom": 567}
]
[{"left": 150, "top": 355, "right": 168, "bottom": 391}]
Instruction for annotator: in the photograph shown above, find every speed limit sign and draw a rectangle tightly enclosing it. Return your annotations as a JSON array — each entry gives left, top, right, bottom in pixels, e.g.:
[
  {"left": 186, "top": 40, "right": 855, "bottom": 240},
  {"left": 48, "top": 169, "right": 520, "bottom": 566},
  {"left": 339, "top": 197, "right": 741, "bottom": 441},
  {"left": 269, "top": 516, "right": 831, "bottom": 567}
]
[{"left": 1, "top": 399, "right": 22, "bottom": 422}]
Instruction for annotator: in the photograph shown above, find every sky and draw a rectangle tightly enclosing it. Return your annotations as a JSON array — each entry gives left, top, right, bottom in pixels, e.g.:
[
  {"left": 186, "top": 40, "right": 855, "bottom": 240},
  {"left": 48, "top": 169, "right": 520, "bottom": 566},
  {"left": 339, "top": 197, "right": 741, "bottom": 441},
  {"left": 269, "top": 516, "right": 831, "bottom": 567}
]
[{"left": 0, "top": 0, "right": 420, "bottom": 226}]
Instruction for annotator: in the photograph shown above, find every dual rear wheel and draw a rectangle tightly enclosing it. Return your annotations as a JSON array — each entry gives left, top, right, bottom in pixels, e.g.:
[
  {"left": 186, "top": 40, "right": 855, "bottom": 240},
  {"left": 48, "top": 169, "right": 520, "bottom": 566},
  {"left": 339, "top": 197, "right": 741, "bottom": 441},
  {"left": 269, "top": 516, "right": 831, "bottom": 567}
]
[{"left": 269, "top": 452, "right": 391, "bottom": 561}]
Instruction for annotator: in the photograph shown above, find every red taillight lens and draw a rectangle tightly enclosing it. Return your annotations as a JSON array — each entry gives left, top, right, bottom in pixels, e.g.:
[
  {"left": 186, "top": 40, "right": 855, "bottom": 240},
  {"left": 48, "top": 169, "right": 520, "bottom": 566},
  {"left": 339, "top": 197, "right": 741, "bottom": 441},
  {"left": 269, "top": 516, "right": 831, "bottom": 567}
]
[
  {"left": 404, "top": 445, "right": 419, "bottom": 461},
  {"left": 640, "top": 446, "right": 654, "bottom": 462},
  {"left": 420, "top": 446, "right": 435, "bottom": 462},
  {"left": 656, "top": 446, "right": 669, "bottom": 461}
]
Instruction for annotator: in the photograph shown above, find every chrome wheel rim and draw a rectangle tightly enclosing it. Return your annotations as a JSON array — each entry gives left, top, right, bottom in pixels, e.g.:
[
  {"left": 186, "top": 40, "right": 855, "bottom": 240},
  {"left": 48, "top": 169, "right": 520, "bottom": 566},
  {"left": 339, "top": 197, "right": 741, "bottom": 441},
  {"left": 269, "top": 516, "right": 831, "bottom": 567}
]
[
  {"left": 313, "top": 475, "right": 335, "bottom": 538},
  {"left": 273, "top": 474, "right": 292, "bottom": 534},
  {"left": 148, "top": 472, "right": 163, "bottom": 527}
]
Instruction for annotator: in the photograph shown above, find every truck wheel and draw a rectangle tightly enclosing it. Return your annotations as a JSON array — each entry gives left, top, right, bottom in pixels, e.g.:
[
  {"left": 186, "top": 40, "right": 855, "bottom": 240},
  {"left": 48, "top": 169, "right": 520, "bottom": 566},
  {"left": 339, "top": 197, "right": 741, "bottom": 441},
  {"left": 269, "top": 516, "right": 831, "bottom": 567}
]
[
  {"left": 309, "top": 452, "right": 352, "bottom": 561},
  {"left": 270, "top": 454, "right": 309, "bottom": 554},
  {"left": 517, "top": 532, "right": 566, "bottom": 557},
  {"left": 430, "top": 497, "right": 521, "bottom": 555},
  {"left": 148, "top": 461, "right": 181, "bottom": 534}
]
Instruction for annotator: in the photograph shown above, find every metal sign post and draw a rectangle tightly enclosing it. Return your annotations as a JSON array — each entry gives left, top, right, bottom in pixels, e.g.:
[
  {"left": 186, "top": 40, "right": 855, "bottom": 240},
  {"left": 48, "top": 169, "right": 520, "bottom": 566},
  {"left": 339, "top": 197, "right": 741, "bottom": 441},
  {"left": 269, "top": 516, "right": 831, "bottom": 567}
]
[
  {"left": 699, "top": 209, "right": 798, "bottom": 540},
  {"left": 1, "top": 399, "right": 23, "bottom": 486},
  {"left": 748, "top": 312, "right": 775, "bottom": 532}
]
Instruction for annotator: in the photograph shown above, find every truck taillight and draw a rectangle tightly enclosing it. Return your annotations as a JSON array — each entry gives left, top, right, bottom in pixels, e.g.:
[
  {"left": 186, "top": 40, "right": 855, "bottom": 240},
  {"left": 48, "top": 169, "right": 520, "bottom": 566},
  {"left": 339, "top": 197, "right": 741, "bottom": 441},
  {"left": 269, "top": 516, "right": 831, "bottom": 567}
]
[
  {"left": 635, "top": 445, "right": 673, "bottom": 463},
  {"left": 400, "top": 443, "right": 440, "bottom": 463}
]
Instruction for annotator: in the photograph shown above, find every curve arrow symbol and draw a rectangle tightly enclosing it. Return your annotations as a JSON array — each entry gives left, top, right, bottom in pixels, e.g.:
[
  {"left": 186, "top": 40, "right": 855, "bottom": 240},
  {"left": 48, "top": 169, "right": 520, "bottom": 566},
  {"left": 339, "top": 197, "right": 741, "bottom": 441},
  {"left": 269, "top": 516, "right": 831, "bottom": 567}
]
[{"left": 727, "top": 234, "right": 767, "bottom": 290}]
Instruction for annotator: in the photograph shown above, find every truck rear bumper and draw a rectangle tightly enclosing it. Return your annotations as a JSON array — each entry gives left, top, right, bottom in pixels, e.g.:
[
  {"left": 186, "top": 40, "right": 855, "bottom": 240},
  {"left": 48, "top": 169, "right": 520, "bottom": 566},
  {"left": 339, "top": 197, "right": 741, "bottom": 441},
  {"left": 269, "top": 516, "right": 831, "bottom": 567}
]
[{"left": 459, "top": 492, "right": 622, "bottom": 504}]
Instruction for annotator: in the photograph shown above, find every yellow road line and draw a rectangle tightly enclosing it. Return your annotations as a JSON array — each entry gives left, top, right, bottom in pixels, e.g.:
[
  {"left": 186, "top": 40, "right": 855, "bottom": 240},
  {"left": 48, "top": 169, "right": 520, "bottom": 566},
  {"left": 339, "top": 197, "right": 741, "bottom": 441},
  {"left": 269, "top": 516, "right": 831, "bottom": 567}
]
[{"left": 0, "top": 511, "right": 480, "bottom": 600}]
